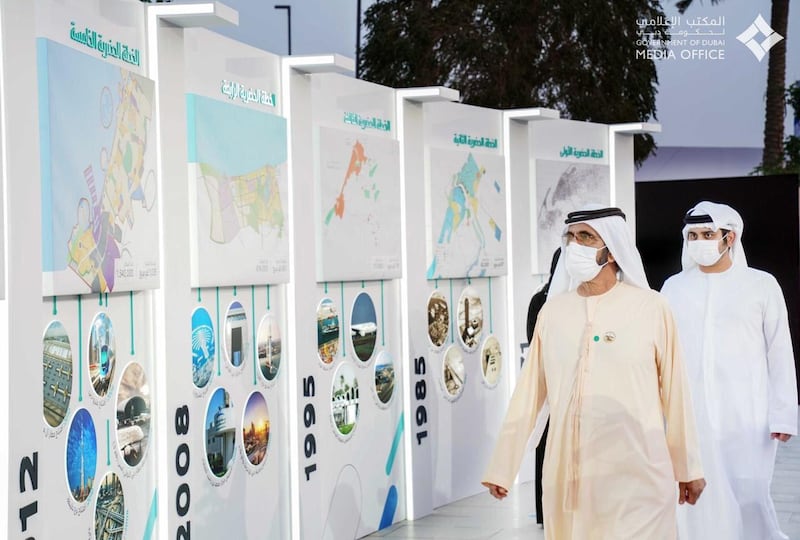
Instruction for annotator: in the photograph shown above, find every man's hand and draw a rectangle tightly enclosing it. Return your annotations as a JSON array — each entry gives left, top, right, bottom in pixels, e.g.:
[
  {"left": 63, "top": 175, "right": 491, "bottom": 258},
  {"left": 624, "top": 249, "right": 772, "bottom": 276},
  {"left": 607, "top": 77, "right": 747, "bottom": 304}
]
[
  {"left": 771, "top": 433, "right": 792, "bottom": 442},
  {"left": 678, "top": 478, "right": 706, "bottom": 505},
  {"left": 481, "top": 481, "right": 508, "bottom": 500}
]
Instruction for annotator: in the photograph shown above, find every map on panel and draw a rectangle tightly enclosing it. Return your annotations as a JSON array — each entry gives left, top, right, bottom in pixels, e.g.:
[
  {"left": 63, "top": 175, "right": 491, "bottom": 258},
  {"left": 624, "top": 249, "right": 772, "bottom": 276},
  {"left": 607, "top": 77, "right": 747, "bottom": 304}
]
[
  {"left": 316, "top": 126, "right": 401, "bottom": 282},
  {"left": 426, "top": 148, "right": 507, "bottom": 279},
  {"left": 186, "top": 94, "right": 289, "bottom": 286},
  {"left": 37, "top": 39, "right": 158, "bottom": 295}
]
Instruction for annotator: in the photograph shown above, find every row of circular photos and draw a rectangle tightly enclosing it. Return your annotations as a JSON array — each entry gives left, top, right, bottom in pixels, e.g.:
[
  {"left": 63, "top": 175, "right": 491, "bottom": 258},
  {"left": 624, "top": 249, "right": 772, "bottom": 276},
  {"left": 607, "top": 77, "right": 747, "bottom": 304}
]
[
  {"left": 440, "top": 337, "right": 503, "bottom": 402},
  {"left": 43, "top": 317, "right": 152, "bottom": 468},
  {"left": 191, "top": 303, "right": 283, "bottom": 390},
  {"left": 427, "top": 286, "right": 487, "bottom": 352},
  {"left": 316, "top": 291, "right": 382, "bottom": 367}
]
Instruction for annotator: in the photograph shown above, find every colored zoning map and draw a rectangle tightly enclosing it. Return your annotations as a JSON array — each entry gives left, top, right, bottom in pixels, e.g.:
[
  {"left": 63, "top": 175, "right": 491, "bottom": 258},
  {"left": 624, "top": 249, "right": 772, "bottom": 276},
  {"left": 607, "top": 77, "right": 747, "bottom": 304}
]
[
  {"left": 427, "top": 149, "right": 506, "bottom": 279},
  {"left": 317, "top": 126, "right": 401, "bottom": 281},
  {"left": 38, "top": 38, "right": 158, "bottom": 294},
  {"left": 187, "top": 93, "right": 288, "bottom": 285}
]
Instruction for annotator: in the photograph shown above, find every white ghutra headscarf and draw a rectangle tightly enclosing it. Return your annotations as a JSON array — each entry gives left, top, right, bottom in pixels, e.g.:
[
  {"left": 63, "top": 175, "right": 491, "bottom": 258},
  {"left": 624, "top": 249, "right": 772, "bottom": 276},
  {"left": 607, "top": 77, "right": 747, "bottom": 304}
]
[
  {"left": 680, "top": 201, "right": 748, "bottom": 271},
  {"left": 548, "top": 204, "right": 651, "bottom": 297}
]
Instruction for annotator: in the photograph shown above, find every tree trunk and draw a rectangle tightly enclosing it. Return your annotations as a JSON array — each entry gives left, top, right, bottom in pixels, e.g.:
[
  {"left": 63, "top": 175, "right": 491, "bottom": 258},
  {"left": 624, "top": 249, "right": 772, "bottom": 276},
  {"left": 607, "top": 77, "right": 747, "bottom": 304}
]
[{"left": 762, "top": 0, "right": 790, "bottom": 171}]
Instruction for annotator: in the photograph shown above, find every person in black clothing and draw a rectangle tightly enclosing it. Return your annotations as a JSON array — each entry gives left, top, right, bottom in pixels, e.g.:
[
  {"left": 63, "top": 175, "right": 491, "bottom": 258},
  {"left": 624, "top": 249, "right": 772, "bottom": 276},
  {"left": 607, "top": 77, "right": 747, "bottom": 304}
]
[{"left": 525, "top": 247, "right": 561, "bottom": 527}]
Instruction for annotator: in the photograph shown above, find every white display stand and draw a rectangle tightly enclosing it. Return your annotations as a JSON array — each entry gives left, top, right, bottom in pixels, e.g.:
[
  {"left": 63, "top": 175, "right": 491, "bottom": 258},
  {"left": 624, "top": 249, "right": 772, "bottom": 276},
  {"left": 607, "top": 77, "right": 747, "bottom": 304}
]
[
  {"left": 5, "top": 1, "right": 158, "bottom": 538},
  {"left": 398, "top": 93, "right": 511, "bottom": 518},
  {"left": 284, "top": 57, "right": 407, "bottom": 539},
  {"left": 147, "top": 4, "right": 291, "bottom": 539}
]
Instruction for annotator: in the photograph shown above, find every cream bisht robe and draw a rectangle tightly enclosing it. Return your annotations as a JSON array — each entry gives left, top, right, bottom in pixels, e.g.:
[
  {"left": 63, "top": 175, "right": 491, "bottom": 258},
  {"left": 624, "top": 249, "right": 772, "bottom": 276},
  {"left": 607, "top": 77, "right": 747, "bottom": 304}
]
[{"left": 483, "top": 282, "right": 703, "bottom": 540}]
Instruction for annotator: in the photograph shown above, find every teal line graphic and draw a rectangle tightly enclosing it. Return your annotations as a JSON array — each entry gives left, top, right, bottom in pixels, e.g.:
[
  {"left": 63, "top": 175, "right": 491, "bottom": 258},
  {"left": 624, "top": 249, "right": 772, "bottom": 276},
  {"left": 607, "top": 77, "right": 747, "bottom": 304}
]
[
  {"left": 434, "top": 279, "right": 438, "bottom": 289},
  {"left": 98, "top": 292, "right": 103, "bottom": 305},
  {"left": 216, "top": 287, "right": 221, "bottom": 376},
  {"left": 324, "top": 282, "right": 328, "bottom": 294},
  {"left": 449, "top": 280, "right": 454, "bottom": 343},
  {"left": 233, "top": 285, "right": 237, "bottom": 296},
  {"left": 251, "top": 285, "right": 257, "bottom": 386},
  {"left": 341, "top": 282, "right": 346, "bottom": 357},
  {"left": 385, "top": 412, "right": 404, "bottom": 476},
  {"left": 52, "top": 296, "right": 57, "bottom": 315},
  {"left": 130, "top": 291, "right": 135, "bottom": 355},
  {"left": 467, "top": 277, "right": 471, "bottom": 286},
  {"left": 105, "top": 292, "right": 108, "bottom": 306},
  {"left": 197, "top": 288, "right": 202, "bottom": 303},
  {"left": 78, "top": 295, "right": 83, "bottom": 401},
  {"left": 106, "top": 419, "right": 111, "bottom": 465},
  {"left": 267, "top": 284, "right": 271, "bottom": 311},
  {"left": 488, "top": 277, "right": 493, "bottom": 333},
  {"left": 380, "top": 280, "right": 385, "bottom": 346},
  {"left": 361, "top": 280, "right": 365, "bottom": 288},
  {"left": 143, "top": 490, "right": 158, "bottom": 540}
]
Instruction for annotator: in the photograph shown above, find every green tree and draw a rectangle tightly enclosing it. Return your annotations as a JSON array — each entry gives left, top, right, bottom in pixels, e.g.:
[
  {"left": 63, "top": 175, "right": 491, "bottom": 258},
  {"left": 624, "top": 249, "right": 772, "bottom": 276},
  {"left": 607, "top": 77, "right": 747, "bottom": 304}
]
[
  {"left": 360, "top": 0, "right": 670, "bottom": 163},
  {"left": 677, "top": 0, "right": 791, "bottom": 172}
]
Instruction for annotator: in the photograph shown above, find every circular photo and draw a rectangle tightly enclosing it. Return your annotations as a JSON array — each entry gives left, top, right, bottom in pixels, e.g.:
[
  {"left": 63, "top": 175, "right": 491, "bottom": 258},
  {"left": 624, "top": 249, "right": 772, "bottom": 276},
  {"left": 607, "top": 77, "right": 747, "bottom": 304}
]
[
  {"left": 191, "top": 307, "right": 215, "bottom": 388},
  {"left": 427, "top": 291, "right": 449, "bottom": 349},
  {"left": 351, "top": 292, "right": 378, "bottom": 363},
  {"left": 94, "top": 471, "right": 125, "bottom": 539},
  {"left": 481, "top": 336, "right": 503, "bottom": 388},
  {"left": 242, "top": 392, "right": 270, "bottom": 467},
  {"left": 43, "top": 320, "right": 73, "bottom": 428},
  {"left": 116, "top": 362, "right": 151, "bottom": 467},
  {"left": 373, "top": 351, "right": 396, "bottom": 407},
  {"left": 225, "top": 301, "right": 249, "bottom": 369},
  {"left": 205, "top": 388, "right": 236, "bottom": 478},
  {"left": 331, "top": 363, "right": 360, "bottom": 440},
  {"left": 457, "top": 287, "right": 483, "bottom": 351},
  {"left": 66, "top": 408, "right": 97, "bottom": 503},
  {"left": 317, "top": 298, "right": 340, "bottom": 365},
  {"left": 257, "top": 314, "right": 282, "bottom": 383},
  {"left": 442, "top": 345, "right": 466, "bottom": 400},
  {"left": 88, "top": 312, "right": 116, "bottom": 397}
]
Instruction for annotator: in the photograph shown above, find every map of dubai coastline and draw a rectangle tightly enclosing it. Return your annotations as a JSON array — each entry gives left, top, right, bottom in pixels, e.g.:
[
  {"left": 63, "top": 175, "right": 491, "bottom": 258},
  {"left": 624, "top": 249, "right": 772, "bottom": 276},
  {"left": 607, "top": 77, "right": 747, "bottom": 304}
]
[
  {"left": 186, "top": 93, "right": 288, "bottom": 286},
  {"left": 426, "top": 147, "right": 507, "bottom": 279},
  {"left": 37, "top": 39, "right": 158, "bottom": 295},
  {"left": 316, "top": 126, "right": 401, "bottom": 281}
]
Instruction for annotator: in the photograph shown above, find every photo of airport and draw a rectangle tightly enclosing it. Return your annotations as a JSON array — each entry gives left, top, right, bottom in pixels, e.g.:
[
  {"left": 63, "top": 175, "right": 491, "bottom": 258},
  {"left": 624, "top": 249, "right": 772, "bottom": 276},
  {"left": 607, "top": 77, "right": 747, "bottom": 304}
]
[
  {"left": 457, "top": 287, "right": 483, "bottom": 351},
  {"left": 351, "top": 292, "right": 377, "bottom": 363},
  {"left": 373, "top": 351, "right": 395, "bottom": 406},
  {"left": 317, "top": 297, "right": 340, "bottom": 365},
  {"left": 191, "top": 307, "right": 215, "bottom": 388},
  {"left": 331, "top": 363, "right": 359, "bottom": 438},
  {"left": 66, "top": 408, "right": 97, "bottom": 503},
  {"left": 116, "top": 362, "right": 151, "bottom": 467},
  {"left": 427, "top": 291, "right": 449, "bottom": 349},
  {"left": 42, "top": 320, "right": 72, "bottom": 428},
  {"left": 242, "top": 391, "right": 270, "bottom": 467},
  {"left": 94, "top": 472, "right": 125, "bottom": 540},
  {"left": 257, "top": 314, "right": 282, "bottom": 382},
  {"left": 88, "top": 312, "right": 116, "bottom": 397},
  {"left": 225, "top": 301, "right": 249, "bottom": 368},
  {"left": 205, "top": 388, "right": 236, "bottom": 477}
]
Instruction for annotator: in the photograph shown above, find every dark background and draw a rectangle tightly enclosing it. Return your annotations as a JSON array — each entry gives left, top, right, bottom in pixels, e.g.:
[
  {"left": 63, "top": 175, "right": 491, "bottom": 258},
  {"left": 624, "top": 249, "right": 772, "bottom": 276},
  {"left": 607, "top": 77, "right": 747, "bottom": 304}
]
[{"left": 636, "top": 174, "right": 800, "bottom": 402}]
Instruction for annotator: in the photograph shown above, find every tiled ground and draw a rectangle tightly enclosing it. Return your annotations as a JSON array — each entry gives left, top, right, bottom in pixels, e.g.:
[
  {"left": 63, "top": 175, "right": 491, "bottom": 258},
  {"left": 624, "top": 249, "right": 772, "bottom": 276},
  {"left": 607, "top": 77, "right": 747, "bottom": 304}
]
[{"left": 367, "top": 408, "right": 800, "bottom": 539}]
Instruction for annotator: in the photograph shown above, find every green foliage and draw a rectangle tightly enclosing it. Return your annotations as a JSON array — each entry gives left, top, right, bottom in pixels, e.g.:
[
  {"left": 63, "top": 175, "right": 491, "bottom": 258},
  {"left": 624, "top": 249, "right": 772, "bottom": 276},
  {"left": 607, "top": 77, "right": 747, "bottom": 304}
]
[
  {"left": 360, "top": 0, "right": 670, "bottom": 164},
  {"left": 753, "top": 82, "right": 800, "bottom": 175}
]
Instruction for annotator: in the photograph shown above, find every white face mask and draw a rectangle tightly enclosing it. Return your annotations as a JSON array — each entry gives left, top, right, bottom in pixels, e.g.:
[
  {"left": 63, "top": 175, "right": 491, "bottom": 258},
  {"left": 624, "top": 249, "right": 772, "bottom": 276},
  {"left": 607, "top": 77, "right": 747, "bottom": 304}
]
[
  {"left": 687, "top": 236, "right": 728, "bottom": 267},
  {"left": 565, "top": 242, "right": 608, "bottom": 283}
]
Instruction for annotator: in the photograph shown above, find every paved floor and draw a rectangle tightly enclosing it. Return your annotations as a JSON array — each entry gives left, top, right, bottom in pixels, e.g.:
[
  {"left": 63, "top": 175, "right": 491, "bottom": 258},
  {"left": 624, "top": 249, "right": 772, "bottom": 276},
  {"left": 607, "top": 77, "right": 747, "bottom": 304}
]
[{"left": 367, "top": 408, "right": 800, "bottom": 539}]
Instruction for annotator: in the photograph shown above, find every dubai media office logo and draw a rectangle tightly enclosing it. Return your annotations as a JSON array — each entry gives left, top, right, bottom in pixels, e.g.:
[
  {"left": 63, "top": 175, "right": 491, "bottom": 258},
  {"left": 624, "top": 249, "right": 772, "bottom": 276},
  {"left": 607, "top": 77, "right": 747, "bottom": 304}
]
[{"left": 737, "top": 14, "right": 783, "bottom": 62}]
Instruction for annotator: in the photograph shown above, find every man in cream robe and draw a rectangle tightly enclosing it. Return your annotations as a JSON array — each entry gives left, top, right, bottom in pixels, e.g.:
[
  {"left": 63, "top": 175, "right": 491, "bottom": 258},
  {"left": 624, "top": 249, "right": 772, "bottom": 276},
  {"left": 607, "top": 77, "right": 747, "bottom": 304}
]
[
  {"left": 661, "top": 201, "right": 798, "bottom": 540},
  {"left": 483, "top": 206, "right": 705, "bottom": 540}
]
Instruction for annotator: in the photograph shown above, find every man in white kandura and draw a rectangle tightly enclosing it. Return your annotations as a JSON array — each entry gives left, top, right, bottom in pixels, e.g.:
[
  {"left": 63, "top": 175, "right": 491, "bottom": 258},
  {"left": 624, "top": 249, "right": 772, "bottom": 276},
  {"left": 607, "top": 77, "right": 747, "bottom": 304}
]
[
  {"left": 661, "top": 201, "right": 798, "bottom": 540},
  {"left": 482, "top": 205, "right": 705, "bottom": 539}
]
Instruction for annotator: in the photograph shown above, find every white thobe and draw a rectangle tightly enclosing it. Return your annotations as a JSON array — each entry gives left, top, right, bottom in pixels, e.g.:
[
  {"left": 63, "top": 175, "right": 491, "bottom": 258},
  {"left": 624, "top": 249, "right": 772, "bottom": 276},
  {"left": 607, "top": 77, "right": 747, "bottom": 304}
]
[
  {"left": 483, "top": 282, "right": 702, "bottom": 539},
  {"left": 662, "top": 264, "right": 798, "bottom": 540}
]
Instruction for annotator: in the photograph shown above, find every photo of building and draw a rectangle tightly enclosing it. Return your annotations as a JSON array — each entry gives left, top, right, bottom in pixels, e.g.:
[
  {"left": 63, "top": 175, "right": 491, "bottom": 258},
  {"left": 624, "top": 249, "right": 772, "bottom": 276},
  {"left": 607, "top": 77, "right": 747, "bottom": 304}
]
[
  {"left": 94, "top": 472, "right": 125, "bottom": 540},
  {"left": 42, "top": 320, "right": 72, "bottom": 428},
  {"left": 205, "top": 388, "right": 236, "bottom": 477}
]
